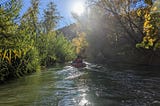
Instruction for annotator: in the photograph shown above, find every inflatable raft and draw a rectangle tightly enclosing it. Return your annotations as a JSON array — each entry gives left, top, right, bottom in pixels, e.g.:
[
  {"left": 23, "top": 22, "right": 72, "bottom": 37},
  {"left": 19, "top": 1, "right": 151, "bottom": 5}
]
[{"left": 71, "top": 62, "right": 86, "bottom": 68}]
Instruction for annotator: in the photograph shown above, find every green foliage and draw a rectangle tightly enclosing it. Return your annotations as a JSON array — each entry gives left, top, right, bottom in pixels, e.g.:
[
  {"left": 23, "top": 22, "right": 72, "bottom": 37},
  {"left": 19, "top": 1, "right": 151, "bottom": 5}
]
[
  {"left": 0, "top": 0, "right": 40, "bottom": 82},
  {"left": 0, "top": 47, "right": 40, "bottom": 82},
  {"left": 37, "top": 31, "right": 57, "bottom": 66},
  {"left": 37, "top": 32, "right": 76, "bottom": 66},
  {"left": 144, "top": 0, "right": 153, "bottom": 6},
  {"left": 0, "top": 0, "right": 76, "bottom": 82},
  {"left": 55, "top": 34, "right": 76, "bottom": 62},
  {"left": 0, "top": 59, "right": 9, "bottom": 81},
  {"left": 24, "top": 47, "right": 40, "bottom": 73},
  {"left": 36, "top": 1, "right": 75, "bottom": 66}
]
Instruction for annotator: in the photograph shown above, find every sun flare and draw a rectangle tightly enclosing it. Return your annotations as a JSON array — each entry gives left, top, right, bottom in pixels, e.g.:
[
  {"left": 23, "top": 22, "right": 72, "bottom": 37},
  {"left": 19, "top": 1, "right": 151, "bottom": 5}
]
[{"left": 72, "top": 2, "right": 85, "bottom": 16}]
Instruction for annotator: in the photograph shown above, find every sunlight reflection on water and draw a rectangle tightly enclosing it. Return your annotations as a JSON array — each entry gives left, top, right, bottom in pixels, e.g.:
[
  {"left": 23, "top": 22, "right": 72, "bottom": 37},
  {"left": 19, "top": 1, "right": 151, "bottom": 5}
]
[
  {"left": 56, "top": 65, "right": 90, "bottom": 106},
  {"left": 79, "top": 94, "right": 89, "bottom": 106}
]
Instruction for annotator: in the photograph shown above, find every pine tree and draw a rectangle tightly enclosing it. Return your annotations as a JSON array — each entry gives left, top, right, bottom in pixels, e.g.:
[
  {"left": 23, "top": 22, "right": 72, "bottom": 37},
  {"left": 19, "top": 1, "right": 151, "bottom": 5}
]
[{"left": 42, "top": 1, "right": 61, "bottom": 33}]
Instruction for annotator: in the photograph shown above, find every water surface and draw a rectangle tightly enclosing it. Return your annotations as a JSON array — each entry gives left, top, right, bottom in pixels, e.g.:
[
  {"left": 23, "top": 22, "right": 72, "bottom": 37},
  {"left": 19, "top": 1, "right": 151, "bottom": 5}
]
[{"left": 0, "top": 63, "right": 160, "bottom": 106}]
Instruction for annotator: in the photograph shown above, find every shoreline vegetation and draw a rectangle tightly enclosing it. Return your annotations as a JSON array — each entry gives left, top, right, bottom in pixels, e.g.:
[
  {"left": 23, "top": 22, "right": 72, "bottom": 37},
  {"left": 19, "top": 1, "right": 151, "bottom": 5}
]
[
  {"left": 1, "top": 0, "right": 160, "bottom": 83},
  {"left": 0, "top": 0, "right": 76, "bottom": 83}
]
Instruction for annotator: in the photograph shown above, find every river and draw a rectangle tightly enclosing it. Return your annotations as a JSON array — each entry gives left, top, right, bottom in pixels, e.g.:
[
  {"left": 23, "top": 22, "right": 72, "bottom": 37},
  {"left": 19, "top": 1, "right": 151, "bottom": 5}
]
[{"left": 0, "top": 63, "right": 160, "bottom": 106}]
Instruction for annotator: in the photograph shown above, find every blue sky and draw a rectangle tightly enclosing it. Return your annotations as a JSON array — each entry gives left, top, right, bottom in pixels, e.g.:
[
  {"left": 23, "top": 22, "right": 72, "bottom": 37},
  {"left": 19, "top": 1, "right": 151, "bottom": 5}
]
[
  {"left": 21, "top": 0, "right": 86, "bottom": 29},
  {"left": 21, "top": 0, "right": 149, "bottom": 28}
]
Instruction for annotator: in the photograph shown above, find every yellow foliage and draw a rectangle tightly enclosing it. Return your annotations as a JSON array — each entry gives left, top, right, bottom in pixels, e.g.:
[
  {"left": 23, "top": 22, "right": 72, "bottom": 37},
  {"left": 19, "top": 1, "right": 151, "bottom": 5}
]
[
  {"left": 139, "top": 2, "right": 160, "bottom": 50},
  {"left": 152, "top": 6, "right": 157, "bottom": 11},
  {"left": 72, "top": 32, "right": 88, "bottom": 54},
  {"left": 144, "top": 20, "right": 150, "bottom": 27},
  {"left": 148, "top": 38, "right": 154, "bottom": 46},
  {"left": 0, "top": 48, "right": 31, "bottom": 64},
  {"left": 137, "top": 9, "right": 142, "bottom": 16},
  {"left": 3, "top": 50, "right": 7, "bottom": 60},
  {"left": 9, "top": 49, "right": 12, "bottom": 64},
  {"left": 145, "top": 13, "right": 152, "bottom": 21}
]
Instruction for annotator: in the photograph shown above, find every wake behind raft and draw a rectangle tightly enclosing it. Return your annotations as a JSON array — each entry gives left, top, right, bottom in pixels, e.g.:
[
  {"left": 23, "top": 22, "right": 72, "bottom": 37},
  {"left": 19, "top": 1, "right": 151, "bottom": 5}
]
[{"left": 71, "top": 56, "right": 86, "bottom": 68}]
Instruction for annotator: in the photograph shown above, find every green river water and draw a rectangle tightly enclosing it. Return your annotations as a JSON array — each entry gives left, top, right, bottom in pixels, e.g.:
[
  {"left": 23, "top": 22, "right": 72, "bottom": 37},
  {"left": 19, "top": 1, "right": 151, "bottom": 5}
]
[{"left": 0, "top": 63, "right": 160, "bottom": 106}]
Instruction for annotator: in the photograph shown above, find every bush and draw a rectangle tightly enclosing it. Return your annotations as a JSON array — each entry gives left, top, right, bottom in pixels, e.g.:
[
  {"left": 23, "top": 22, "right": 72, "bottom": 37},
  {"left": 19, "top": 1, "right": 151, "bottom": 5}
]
[
  {"left": 54, "top": 34, "right": 76, "bottom": 63},
  {"left": 0, "top": 47, "right": 40, "bottom": 83},
  {"left": 37, "top": 32, "right": 76, "bottom": 66}
]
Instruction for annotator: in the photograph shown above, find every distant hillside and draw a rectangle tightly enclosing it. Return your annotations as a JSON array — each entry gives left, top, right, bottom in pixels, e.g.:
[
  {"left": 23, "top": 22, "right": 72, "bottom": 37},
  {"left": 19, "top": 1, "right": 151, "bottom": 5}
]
[{"left": 58, "top": 23, "right": 79, "bottom": 40}]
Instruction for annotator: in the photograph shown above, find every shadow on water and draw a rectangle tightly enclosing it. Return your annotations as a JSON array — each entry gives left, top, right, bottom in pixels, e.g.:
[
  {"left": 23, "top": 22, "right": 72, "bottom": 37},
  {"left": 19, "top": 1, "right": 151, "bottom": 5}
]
[{"left": 0, "top": 63, "right": 160, "bottom": 106}]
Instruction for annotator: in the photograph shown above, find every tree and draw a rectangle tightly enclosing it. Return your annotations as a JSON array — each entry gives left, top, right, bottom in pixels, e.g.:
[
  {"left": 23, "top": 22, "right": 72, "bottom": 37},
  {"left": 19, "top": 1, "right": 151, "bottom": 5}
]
[
  {"left": 71, "top": 0, "right": 158, "bottom": 64},
  {"left": 136, "top": 0, "right": 160, "bottom": 50},
  {"left": 42, "top": 1, "right": 61, "bottom": 33},
  {"left": 21, "top": 0, "right": 40, "bottom": 43},
  {"left": 0, "top": 0, "right": 76, "bottom": 82},
  {"left": 37, "top": 1, "right": 75, "bottom": 66},
  {"left": 0, "top": 0, "right": 38, "bottom": 81},
  {"left": 72, "top": 32, "right": 88, "bottom": 55},
  {"left": 0, "top": 0, "right": 22, "bottom": 72}
]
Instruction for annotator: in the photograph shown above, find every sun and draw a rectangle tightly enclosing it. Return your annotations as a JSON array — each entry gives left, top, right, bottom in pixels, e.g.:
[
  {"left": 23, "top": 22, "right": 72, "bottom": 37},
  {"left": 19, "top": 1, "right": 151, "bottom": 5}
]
[{"left": 72, "top": 2, "right": 85, "bottom": 16}]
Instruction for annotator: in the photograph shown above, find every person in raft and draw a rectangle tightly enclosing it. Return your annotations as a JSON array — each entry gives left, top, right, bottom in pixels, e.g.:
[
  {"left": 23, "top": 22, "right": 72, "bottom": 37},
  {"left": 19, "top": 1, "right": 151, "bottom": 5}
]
[
  {"left": 73, "top": 55, "right": 83, "bottom": 63},
  {"left": 72, "top": 55, "right": 86, "bottom": 68}
]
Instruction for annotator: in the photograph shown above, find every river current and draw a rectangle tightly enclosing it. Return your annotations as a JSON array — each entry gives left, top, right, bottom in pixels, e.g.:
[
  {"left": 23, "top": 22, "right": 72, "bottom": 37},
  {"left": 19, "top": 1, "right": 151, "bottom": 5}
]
[{"left": 0, "top": 63, "right": 160, "bottom": 106}]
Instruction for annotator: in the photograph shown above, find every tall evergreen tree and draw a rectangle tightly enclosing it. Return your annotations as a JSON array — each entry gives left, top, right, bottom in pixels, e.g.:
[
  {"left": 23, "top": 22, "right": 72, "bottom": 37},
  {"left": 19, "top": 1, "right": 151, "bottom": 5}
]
[
  {"left": 42, "top": 1, "right": 61, "bottom": 33},
  {"left": 21, "top": 0, "right": 40, "bottom": 43}
]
